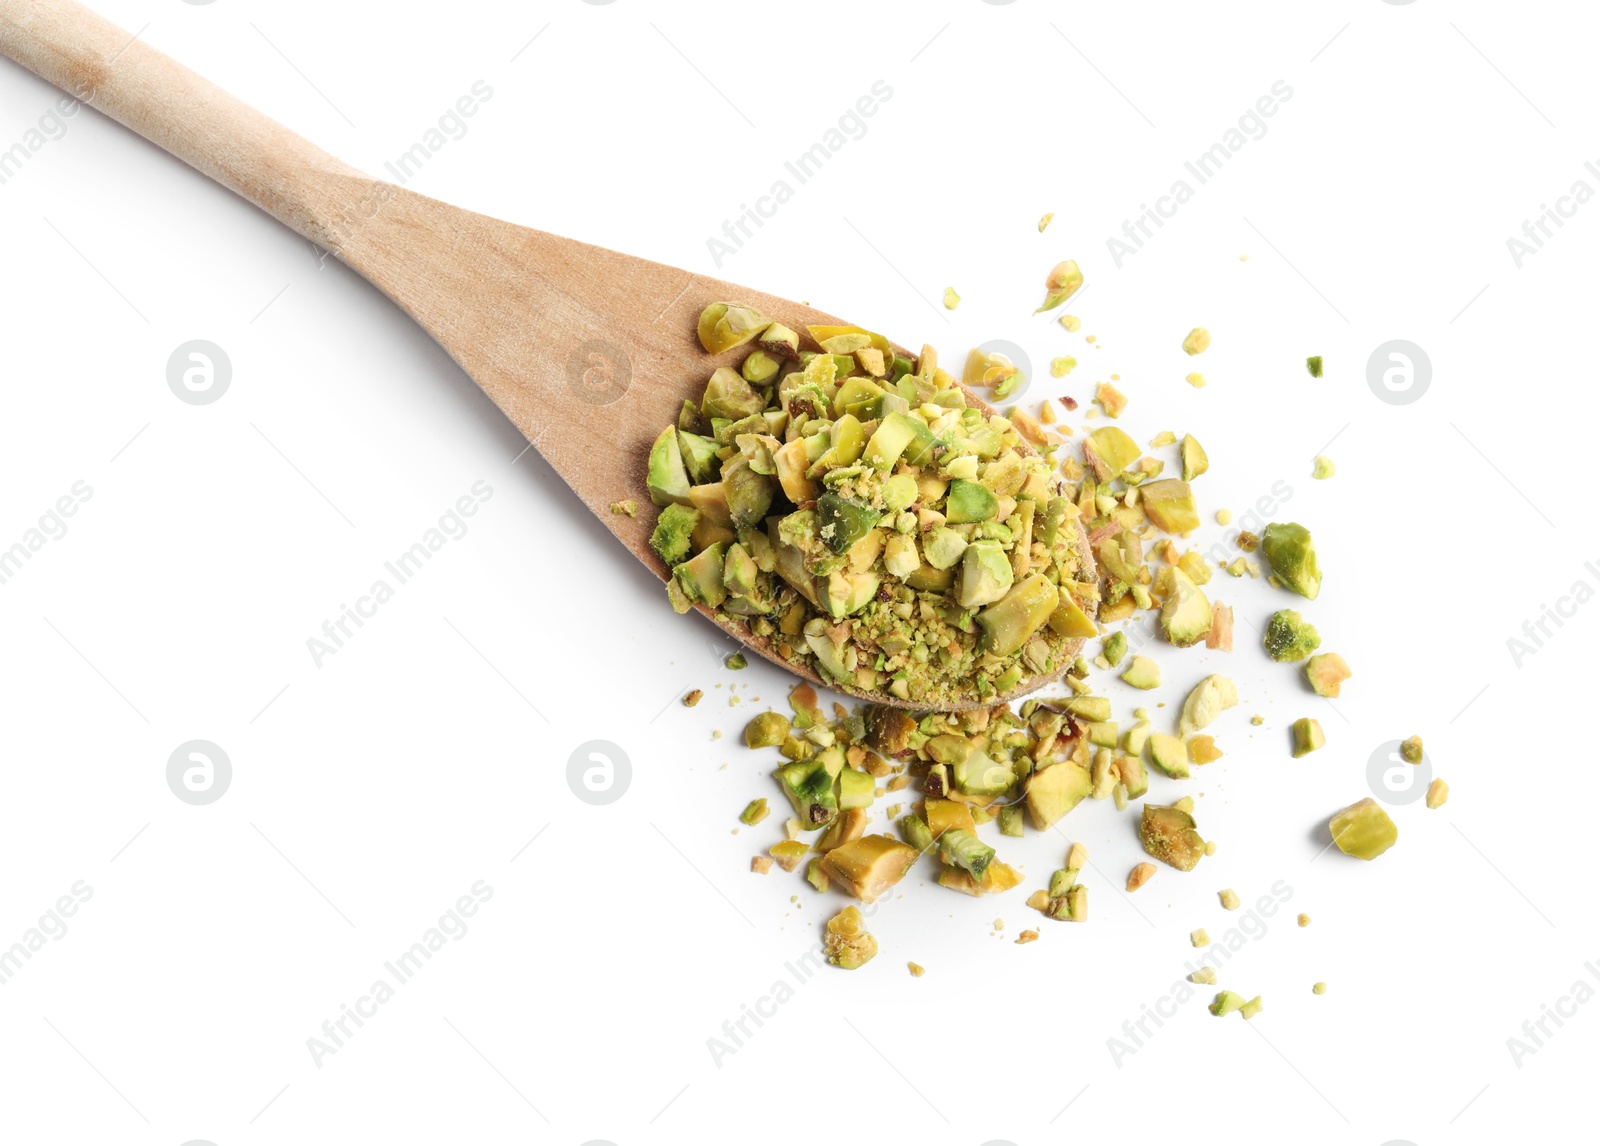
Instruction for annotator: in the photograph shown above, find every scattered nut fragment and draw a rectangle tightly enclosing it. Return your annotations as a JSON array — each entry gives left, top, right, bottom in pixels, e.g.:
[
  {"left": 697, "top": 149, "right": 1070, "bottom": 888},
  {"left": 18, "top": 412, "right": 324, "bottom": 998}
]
[
  {"left": 1209, "top": 990, "right": 1245, "bottom": 1016},
  {"left": 1059, "top": 314, "right": 1081, "bottom": 332},
  {"left": 1298, "top": 913, "right": 1311, "bottom": 928},
  {"left": 1191, "top": 929, "right": 1211, "bottom": 948},
  {"left": 683, "top": 689, "right": 703, "bottom": 707},
  {"left": 1216, "top": 509, "right": 1233, "bottom": 525},
  {"left": 1426, "top": 778, "right": 1449, "bottom": 809},
  {"left": 1313, "top": 981, "right": 1327, "bottom": 995},
  {"left": 1038, "top": 212, "right": 1054, "bottom": 232},
  {"left": 1329, "top": 797, "right": 1398, "bottom": 860},
  {"left": 1095, "top": 382, "right": 1128, "bottom": 418},
  {"left": 908, "top": 961, "right": 925, "bottom": 977},
  {"left": 1306, "top": 653, "right": 1352, "bottom": 698},
  {"left": 740, "top": 798, "right": 769, "bottom": 826},
  {"left": 1037, "top": 260, "right": 1084, "bottom": 312},
  {"left": 609, "top": 499, "right": 639, "bottom": 517},
  {"left": 1218, "top": 888, "right": 1241, "bottom": 910},
  {"left": 823, "top": 905, "right": 877, "bottom": 969},
  {"left": 943, "top": 286, "right": 960, "bottom": 310},
  {"left": 1058, "top": 394, "right": 1079, "bottom": 411},
  {"left": 1251, "top": 714, "right": 1264, "bottom": 726},
  {"left": 1182, "top": 328, "right": 1211, "bottom": 356},
  {"left": 1185, "top": 372, "right": 1206, "bottom": 388},
  {"left": 1066, "top": 842, "right": 1089, "bottom": 871},
  {"left": 725, "top": 652, "right": 748, "bottom": 670},
  {"left": 1239, "top": 996, "right": 1264, "bottom": 1020},
  {"left": 1126, "top": 862, "right": 1157, "bottom": 892},
  {"left": 1306, "top": 355, "right": 1323, "bottom": 378},
  {"left": 1291, "top": 717, "right": 1326, "bottom": 757},
  {"left": 1016, "top": 929, "right": 1040, "bottom": 944},
  {"left": 1401, "top": 736, "right": 1424, "bottom": 764},
  {"left": 1050, "top": 355, "right": 1077, "bottom": 377},
  {"left": 1312, "top": 455, "right": 1336, "bottom": 480},
  {"left": 1189, "top": 966, "right": 1217, "bottom": 984},
  {"left": 751, "top": 856, "right": 773, "bottom": 874},
  {"left": 1038, "top": 400, "right": 1057, "bottom": 425}
]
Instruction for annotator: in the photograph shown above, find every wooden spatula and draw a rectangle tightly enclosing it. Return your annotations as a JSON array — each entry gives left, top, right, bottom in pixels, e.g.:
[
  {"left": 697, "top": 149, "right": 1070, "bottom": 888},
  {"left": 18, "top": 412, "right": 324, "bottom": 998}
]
[{"left": 0, "top": 0, "right": 1093, "bottom": 710}]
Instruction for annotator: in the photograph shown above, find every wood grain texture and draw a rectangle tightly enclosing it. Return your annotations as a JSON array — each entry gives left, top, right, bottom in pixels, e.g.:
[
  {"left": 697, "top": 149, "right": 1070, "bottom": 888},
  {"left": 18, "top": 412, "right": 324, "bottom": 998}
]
[{"left": 0, "top": 0, "right": 1095, "bottom": 710}]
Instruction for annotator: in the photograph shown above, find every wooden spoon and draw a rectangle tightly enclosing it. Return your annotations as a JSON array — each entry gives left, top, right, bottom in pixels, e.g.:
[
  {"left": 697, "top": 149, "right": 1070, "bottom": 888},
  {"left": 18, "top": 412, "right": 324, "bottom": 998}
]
[{"left": 0, "top": 0, "right": 1095, "bottom": 711}]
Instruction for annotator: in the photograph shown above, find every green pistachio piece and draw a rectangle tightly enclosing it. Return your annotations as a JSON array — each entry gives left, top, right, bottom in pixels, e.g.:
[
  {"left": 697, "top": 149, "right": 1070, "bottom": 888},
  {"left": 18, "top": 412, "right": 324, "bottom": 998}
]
[
  {"left": 1306, "top": 652, "right": 1352, "bottom": 697},
  {"left": 647, "top": 425, "right": 692, "bottom": 507},
  {"left": 1035, "top": 260, "right": 1084, "bottom": 313},
  {"left": 1180, "top": 434, "right": 1209, "bottom": 481},
  {"left": 816, "top": 492, "right": 879, "bottom": 554},
  {"left": 1291, "top": 717, "right": 1325, "bottom": 757},
  {"left": 1159, "top": 568, "right": 1213, "bottom": 647},
  {"left": 1328, "top": 797, "right": 1398, "bottom": 860},
  {"left": 957, "top": 539, "right": 1014, "bottom": 609},
  {"left": 697, "top": 302, "right": 767, "bottom": 354},
  {"left": 1264, "top": 609, "right": 1321, "bottom": 662},
  {"left": 946, "top": 479, "right": 999, "bottom": 524},
  {"left": 1306, "top": 355, "right": 1323, "bottom": 378},
  {"left": 1139, "top": 803, "right": 1206, "bottom": 871},
  {"left": 1140, "top": 479, "right": 1200, "bottom": 534},
  {"left": 976, "top": 573, "right": 1059, "bottom": 657},
  {"left": 1261, "top": 522, "right": 1322, "bottom": 600},
  {"left": 649, "top": 503, "right": 699, "bottom": 565},
  {"left": 1084, "top": 426, "right": 1141, "bottom": 481}
]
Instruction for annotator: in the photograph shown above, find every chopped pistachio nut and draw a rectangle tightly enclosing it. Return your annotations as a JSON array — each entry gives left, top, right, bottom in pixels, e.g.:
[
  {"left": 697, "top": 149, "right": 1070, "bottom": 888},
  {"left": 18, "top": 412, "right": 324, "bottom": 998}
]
[
  {"left": 908, "top": 961, "right": 925, "bottom": 977},
  {"left": 610, "top": 499, "right": 639, "bottom": 517},
  {"left": 1190, "top": 966, "right": 1217, "bottom": 985},
  {"left": 1036, "top": 260, "right": 1084, "bottom": 312},
  {"left": 1038, "top": 212, "right": 1054, "bottom": 232},
  {"left": 725, "top": 652, "right": 748, "bottom": 670},
  {"left": 1239, "top": 996, "right": 1264, "bottom": 1020},
  {"left": 1264, "top": 609, "right": 1321, "bottom": 663},
  {"left": 1401, "top": 735, "right": 1424, "bottom": 764},
  {"left": 1191, "top": 929, "right": 1211, "bottom": 948},
  {"left": 1095, "top": 382, "right": 1128, "bottom": 419},
  {"left": 1189, "top": 736, "right": 1223, "bottom": 765},
  {"left": 684, "top": 689, "right": 703, "bottom": 707},
  {"left": 1306, "top": 653, "right": 1352, "bottom": 698},
  {"left": 1329, "top": 797, "right": 1398, "bottom": 860},
  {"left": 1185, "top": 372, "right": 1206, "bottom": 388},
  {"left": 1179, "top": 674, "right": 1238, "bottom": 738},
  {"left": 823, "top": 905, "right": 877, "bottom": 969},
  {"left": 654, "top": 306, "right": 1097, "bottom": 708},
  {"left": 1121, "top": 655, "right": 1161, "bottom": 690},
  {"left": 745, "top": 712, "right": 791, "bottom": 748},
  {"left": 1260, "top": 522, "right": 1321, "bottom": 599},
  {"left": 1291, "top": 717, "right": 1326, "bottom": 757},
  {"left": 1313, "top": 981, "right": 1327, "bottom": 995},
  {"left": 1298, "top": 913, "right": 1311, "bottom": 927},
  {"left": 740, "top": 798, "right": 769, "bottom": 826},
  {"left": 1050, "top": 355, "right": 1077, "bottom": 377},
  {"left": 751, "top": 855, "right": 773, "bottom": 875},
  {"left": 1215, "top": 508, "right": 1233, "bottom": 526},
  {"left": 1141, "top": 803, "right": 1206, "bottom": 871},
  {"left": 943, "top": 287, "right": 960, "bottom": 310},
  {"left": 1102, "top": 631, "right": 1128, "bottom": 667},
  {"left": 1016, "top": 929, "right": 1040, "bottom": 944},
  {"left": 1182, "top": 328, "right": 1211, "bottom": 356},
  {"left": 1306, "top": 355, "right": 1323, "bottom": 378},
  {"left": 1219, "top": 888, "right": 1241, "bottom": 910},
  {"left": 1426, "top": 777, "right": 1449, "bottom": 808},
  {"left": 1066, "top": 842, "right": 1089, "bottom": 871},
  {"left": 1126, "top": 862, "right": 1157, "bottom": 892},
  {"left": 1312, "top": 455, "right": 1336, "bottom": 480},
  {"left": 1209, "top": 990, "right": 1245, "bottom": 1016}
]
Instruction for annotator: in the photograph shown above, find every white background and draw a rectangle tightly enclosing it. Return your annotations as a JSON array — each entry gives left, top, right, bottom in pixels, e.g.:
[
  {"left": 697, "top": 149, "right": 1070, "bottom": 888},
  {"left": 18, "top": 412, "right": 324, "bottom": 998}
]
[{"left": 0, "top": 1, "right": 1591, "bottom": 1144}]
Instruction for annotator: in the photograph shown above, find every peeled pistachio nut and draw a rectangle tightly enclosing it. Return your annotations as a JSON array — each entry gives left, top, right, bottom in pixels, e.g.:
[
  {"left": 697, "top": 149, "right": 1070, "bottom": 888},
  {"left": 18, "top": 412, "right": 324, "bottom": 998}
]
[
  {"left": 697, "top": 302, "right": 768, "bottom": 355},
  {"left": 1185, "top": 372, "right": 1206, "bottom": 388},
  {"left": 1121, "top": 655, "right": 1161, "bottom": 690},
  {"left": 1261, "top": 522, "right": 1322, "bottom": 600},
  {"left": 1313, "top": 981, "right": 1327, "bottom": 995},
  {"left": 1180, "top": 434, "right": 1209, "bottom": 481},
  {"left": 1219, "top": 888, "right": 1240, "bottom": 910},
  {"left": 1328, "top": 797, "right": 1398, "bottom": 860},
  {"left": 1140, "top": 479, "right": 1200, "bottom": 534},
  {"left": 1209, "top": 991, "right": 1245, "bottom": 1016},
  {"left": 1038, "top": 212, "right": 1054, "bottom": 232},
  {"left": 1190, "top": 967, "right": 1217, "bottom": 985},
  {"left": 1095, "top": 382, "right": 1128, "bottom": 419},
  {"left": 1035, "top": 259, "right": 1084, "bottom": 312}
]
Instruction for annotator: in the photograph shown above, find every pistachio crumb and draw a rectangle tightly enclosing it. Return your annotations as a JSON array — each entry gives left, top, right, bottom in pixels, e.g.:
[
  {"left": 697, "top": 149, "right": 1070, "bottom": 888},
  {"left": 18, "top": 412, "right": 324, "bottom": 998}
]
[
  {"left": 1191, "top": 928, "right": 1210, "bottom": 948},
  {"left": 1016, "top": 929, "right": 1039, "bottom": 944},
  {"left": 1306, "top": 355, "right": 1323, "bottom": 378},
  {"left": 1426, "top": 777, "right": 1449, "bottom": 808},
  {"left": 908, "top": 961, "right": 925, "bottom": 977},
  {"left": 1051, "top": 355, "right": 1077, "bottom": 377},
  {"left": 609, "top": 499, "right": 638, "bottom": 517},
  {"left": 1182, "top": 328, "right": 1211, "bottom": 356},
  {"left": 1251, "top": 714, "right": 1264, "bottom": 726},
  {"left": 683, "top": 689, "right": 703, "bottom": 707},
  {"left": 1038, "top": 212, "right": 1054, "bottom": 232},
  {"left": 1298, "top": 913, "right": 1311, "bottom": 927},
  {"left": 1190, "top": 966, "right": 1217, "bottom": 985},
  {"left": 1126, "top": 862, "right": 1157, "bottom": 892},
  {"left": 1066, "top": 842, "right": 1088, "bottom": 870},
  {"left": 1219, "top": 888, "right": 1241, "bottom": 910},
  {"left": 1401, "top": 736, "right": 1424, "bottom": 764},
  {"left": 725, "top": 652, "right": 748, "bottom": 670},
  {"left": 1313, "top": 981, "right": 1327, "bottom": 994},
  {"left": 943, "top": 287, "right": 960, "bottom": 310},
  {"left": 1185, "top": 372, "right": 1206, "bottom": 388},
  {"left": 1312, "top": 455, "right": 1336, "bottom": 480},
  {"left": 1059, "top": 314, "right": 1081, "bottom": 332},
  {"left": 1095, "top": 382, "right": 1128, "bottom": 418},
  {"left": 1216, "top": 509, "right": 1233, "bottom": 525},
  {"left": 751, "top": 856, "right": 773, "bottom": 874},
  {"left": 1038, "top": 400, "right": 1057, "bottom": 425},
  {"left": 711, "top": 730, "right": 723, "bottom": 740},
  {"left": 1204, "top": 840, "right": 1217, "bottom": 856}
]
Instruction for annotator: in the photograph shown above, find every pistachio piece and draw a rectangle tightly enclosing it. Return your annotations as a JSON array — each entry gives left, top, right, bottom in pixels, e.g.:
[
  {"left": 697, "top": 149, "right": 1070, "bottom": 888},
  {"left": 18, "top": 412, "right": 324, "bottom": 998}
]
[
  {"left": 1035, "top": 259, "right": 1084, "bottom": 313},
  {"left": 943, "top": 287, "right": 960, "bottom": 310},
  {"left": 1140, "top": 479, "right": 1200, "bottom": 534},
  {"left": 1121, "top": 655, "right": 1161, "bottom": 690},
  {"left": 1219, "top": 888, "right": 1240, "bottom": 910},
  {"left": 1160, "top": 568, "right": 1213, "bottom": 647},
  {"left": 1312, "top": 455, "right": 1336, "bottom": 480},
  {"left": 1038, "top": 212, "right": 1054, "bottom": 232},
  {"left": 1305, "top": 652, "right": 1352, "bottom": 697},
  {"left": 1426, "top": 778, "right": 1449, "bottom": 808},
  {"left": 1306, "top": 355, "right": 1323, "bottom": 378},
  {"left": 1264, "top": 609, "right": 1321, "bottom": 663},
  {"left": 1126, "top": 862, "right": 1157, "bottom": 892},
  {"left": 1180, "top": 434, "right": 1209, "bottom": 481},
  {"left": 1291, "top": 718, "right": 1325, "bottom": 757},
  {"left": 697, "top": 302, "right": 769, "bottom": 355},
  {"left": 820, "top": 835, "right": 918, "bottom": 902},
  {"left": 1261, "top": 522, "right": 1322, "bottom": 600},
  {"left": 1182, "top": 328, "right": 1211, "bottom": 356},
  {"left": 1209, "top": 991, "right": 1246, "bottom": 1016},
  {"left": 823, "top": 905, "right": 877, "bottom": 969},
  {"left": 1178, "top": 674, "right": 1238, "bottom": 738},
  {"left": 1328, "top": 797, "right": 1398, "bottom": 860},
  {"left": 1140, "top": 803, "right": 1206, "bottom": 871},
  {"left": 1401, "top": 735, "right": 1424, "bottom": 764}
]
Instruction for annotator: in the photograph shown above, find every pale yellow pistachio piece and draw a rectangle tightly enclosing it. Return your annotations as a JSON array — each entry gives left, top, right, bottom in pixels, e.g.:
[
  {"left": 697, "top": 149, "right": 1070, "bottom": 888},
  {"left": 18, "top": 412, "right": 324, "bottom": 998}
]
[
  {"left": 1051, "top": 355, "right": 1077, "bottom": 377},
  {"left": 1095, "top": 382, "right": 1128, "bottom": 418},
  {"left": 1039, "top": 401, "right": 1057, "bottom": 424},
  {"left": 1190, "top": 966, "right": 1217, "bottom": 985},
  {"left": 1216, "top": 509, "right": 1233, "bottom": 525},
  {"left": 1038, "top": 212, "right": 1054, "bottom": 232},
  {"left": 1059, "top": 314, "right": 1081, "bottom": 332},
  {"left": 1191, "top": 928, "right": 1210, "bottom": 948},
  {"left": 609, "top": 499, "right": 639, "bottom": 517},
  {"left": 1219, "top": 888, "right": 1241, "bottom": 910},
  {"left": 1313, "top": 982, "right": 1327, "bottom": 995},
  {"left": 1401, "top": 736, "right": 1424, "bottom": 764},
  {"left": 1126, "top": 862, "right": 1157, "bottom": 892},
  {"left": 1426, "top": 778, "right": 1449, "bottom": 808},
  {"left": 1313, "top": 455, "right": 1336, "bottom": 480},
  {"left": 1150, "top": 431, "right": 1177, "bottom": 448},
  {"left": 943, "top": 286, "right": 961, "bottom": 310},
  {"left": 1185, "top": 372, "right": 1206, "bottom": 388},
  {"left": 1066, "top": 842, "right": 1088, "bottom": 871},
  {"left": 1298, "top": 913, "right": 1311, "bottom": 927},
  {"left": 1016, "top": 929, "right": 1040, "bottom": 944},
  {"left": 908, "top": 961, "right": 925, "bottom": 977},
  {"left": 1182, "top": 327, "right": 1211, "bottom": 356}
]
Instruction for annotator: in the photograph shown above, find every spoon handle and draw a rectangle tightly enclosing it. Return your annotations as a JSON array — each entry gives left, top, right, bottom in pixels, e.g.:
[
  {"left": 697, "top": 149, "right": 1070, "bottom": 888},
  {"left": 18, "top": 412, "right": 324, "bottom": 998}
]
[{"left": 0, "top": 0, "right": 369, "bottom": 248}]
